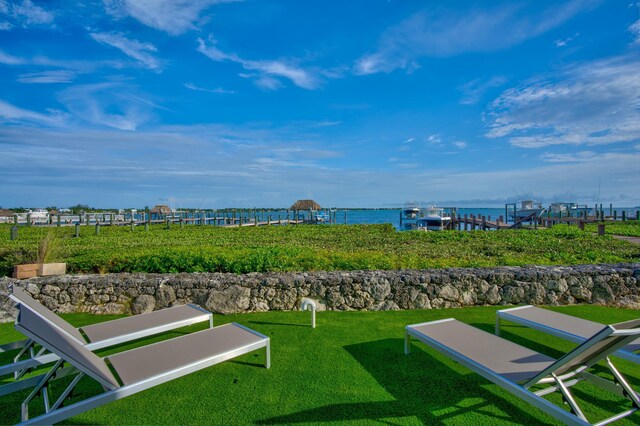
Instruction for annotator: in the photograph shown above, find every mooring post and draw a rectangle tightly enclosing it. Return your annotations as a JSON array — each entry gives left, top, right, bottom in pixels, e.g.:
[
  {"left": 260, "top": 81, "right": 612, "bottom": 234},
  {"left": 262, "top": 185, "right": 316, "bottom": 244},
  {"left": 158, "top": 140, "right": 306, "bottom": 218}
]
[
  {"left": 75, "top": 223, "right": 80, "bottom": 238},
  {"left": 598, "top": 223, "right": 605, "bottom": 236},
  {"left": 463, "top": 214, "right": 468, "bottom": 231},
  {"left": 10, "top": 226, "right": 18, "bottom": 240},
  {"left": 481, "top": 216, "right": 487, "bottom": 230}
]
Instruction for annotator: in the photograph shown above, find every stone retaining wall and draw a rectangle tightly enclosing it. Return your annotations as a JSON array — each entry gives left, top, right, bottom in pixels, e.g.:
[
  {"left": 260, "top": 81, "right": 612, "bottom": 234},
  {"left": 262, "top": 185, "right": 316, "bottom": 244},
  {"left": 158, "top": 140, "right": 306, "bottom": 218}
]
[{"left": 1, "top": 264, "right": 639, "bottom": 322}]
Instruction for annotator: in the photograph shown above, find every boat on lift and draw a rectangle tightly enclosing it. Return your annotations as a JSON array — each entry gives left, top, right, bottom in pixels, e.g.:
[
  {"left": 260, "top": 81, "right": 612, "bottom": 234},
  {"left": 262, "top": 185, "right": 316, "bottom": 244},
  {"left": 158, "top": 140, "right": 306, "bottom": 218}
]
[
  {"left": 402, "top": 201, "right": 420, "bottom": 219},
  {"left": 416, "top": 206, "right": 452, "bottom": 231}
]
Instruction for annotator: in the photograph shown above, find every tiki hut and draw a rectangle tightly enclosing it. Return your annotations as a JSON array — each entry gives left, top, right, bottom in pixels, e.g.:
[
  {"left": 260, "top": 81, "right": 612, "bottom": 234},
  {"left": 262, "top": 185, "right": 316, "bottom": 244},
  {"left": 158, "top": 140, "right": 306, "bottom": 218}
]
[
  {"left": 0, "top": 209, "right": 14, "bottom": 217},
  {"left": 150, "top": 204, "right": 172, "bottom": 215},
  {"left": 290, "top": 199, "right": 321, "bottom": 211}
]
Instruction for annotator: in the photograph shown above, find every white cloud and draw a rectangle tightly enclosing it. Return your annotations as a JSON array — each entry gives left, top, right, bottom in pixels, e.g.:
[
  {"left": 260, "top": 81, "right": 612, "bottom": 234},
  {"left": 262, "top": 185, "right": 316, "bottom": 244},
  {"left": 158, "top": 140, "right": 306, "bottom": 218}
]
[
  {"left": 354, "top": 0, "right": 598, "bottom": 75},
  {"left": 486, "top": 56, "right": 640, "bottom": 148},
  {"left": 452, "top": 141, "right": 467, "bottom": 149},
  {"left": 184, "top": 82, "right": 236, "bottom": 94},
  {"left": 103, "top": 0, "right": 230, "bottom": 35},
  {"left": 57, "top": 83, "right": 157, "bottom": 131},
  {"left": 554, "top": 33, "right": 580, "bottom": 47},
  {"left": 197, "top": 37, "right": 321, "bottom": 90},
  {"left": 426, "top": 134, "right": 442, "bottom": 145},
  {"left": 2, "top": 0, "right": 54, "bottom": 28},
  {"left": 0, "top": 50, "right": 24, "bottom": 65},
  {"left": 0, "top": 99, "right": 66, "bottom": 126},
  {"left": 458, "top": 76, "right": 508, "bottom": 105},
  {"left": 630, "top": 19, "right": 640, "bottom": 44},
  {"left": 90, "top": 32, "right": 162, "bottom": 71},
  {"left": 0, "top": 21, "right": 12, "bottom": 30},
  {"left": 540, "top": 151, "right": 597, "bottom": 162},
  {"left": 18, "top": 70, "right": 76, "bottom": 83}
]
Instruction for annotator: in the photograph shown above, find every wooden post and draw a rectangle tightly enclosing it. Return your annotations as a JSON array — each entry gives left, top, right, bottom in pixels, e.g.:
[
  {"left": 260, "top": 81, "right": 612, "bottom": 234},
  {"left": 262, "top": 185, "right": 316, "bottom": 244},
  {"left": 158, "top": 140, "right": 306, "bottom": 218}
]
[
  {"left": 180, "top": 218, "right": 184, "bottom": 229},
  {"left": 130, "top": 219, "right": 135, "bottom": 231},
  {"left": 578, "top": 220, "right": 585, "bottom": 231},
  {"left": 165, "top": 217, "right": 171, "bottom": 229},
  {"left": 145, "top": 222, "right": 149, "bottom": 232},
  {"left": 13, "top": 215, "right": 17, "bottom": 225},
  {"left": 344, "top": 211, "right": 347, "bottom": 225},
  {"left": 10, "top": 226, "right": 18, "bottom": 240},
  {"left": 86, "top": 213, "right": 90, "bottom": 226},
  {"left": 614, "top": 210, "right": 617, "bottom": 220},
  {"left": 622, "top": 211, "right": 626, "bottom": 221},
  {"left": 110, "top": 213, "right": 114, "bottom": 226},
  {"left": 481, "top": 216, "right": 486, "bottom": 231},
  {"left": 57, "top": 214, "right": 61, "bottom": 227},
  {"left": 609, "top": 204, "right": 613, "bottom": 217},
  {"left": 598, "top": 223, "right": 605, "bottom": 236},
  {"left": 75, "top": 223, "right": 80, "bottom": 238},
  {"left": 95, "top": 223, "right": 100, "bottom": 235},
  {"left": 463, "top": 214, "right": 468, "bottom": 231},
  {"left": 26, "top": 213, "right": 31, "bottom": 226},
  {"left": 399, "top": 211, "right": 403, "bottom": 227}
]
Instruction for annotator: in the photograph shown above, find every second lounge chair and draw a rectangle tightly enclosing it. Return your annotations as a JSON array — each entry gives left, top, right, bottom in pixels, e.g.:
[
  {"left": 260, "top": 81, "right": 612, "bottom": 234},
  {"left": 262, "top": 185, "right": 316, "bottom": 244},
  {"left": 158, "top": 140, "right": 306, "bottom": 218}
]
[{"left": 405, "top": 318, "right": 640, "bottom": 425}]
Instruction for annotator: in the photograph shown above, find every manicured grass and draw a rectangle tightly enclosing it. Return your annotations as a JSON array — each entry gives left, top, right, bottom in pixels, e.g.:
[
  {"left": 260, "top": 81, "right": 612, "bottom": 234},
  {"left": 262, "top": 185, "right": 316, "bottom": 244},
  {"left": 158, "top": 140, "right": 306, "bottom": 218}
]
[
  {"left": 1, "top": 223, "right": 638, "bottom": 276},
  {"left": 585, "top": 221, "right": 640, "bottom": 237},
  {"left": 2, "top": 306, "right": 640, "bottom": 425}
]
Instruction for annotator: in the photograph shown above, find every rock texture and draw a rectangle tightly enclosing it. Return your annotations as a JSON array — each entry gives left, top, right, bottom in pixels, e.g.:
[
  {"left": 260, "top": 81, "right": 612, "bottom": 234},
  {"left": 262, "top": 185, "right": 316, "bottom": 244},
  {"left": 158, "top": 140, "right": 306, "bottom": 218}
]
[{"left": 1, "top": 264, "right": 639, "bottom": 321}]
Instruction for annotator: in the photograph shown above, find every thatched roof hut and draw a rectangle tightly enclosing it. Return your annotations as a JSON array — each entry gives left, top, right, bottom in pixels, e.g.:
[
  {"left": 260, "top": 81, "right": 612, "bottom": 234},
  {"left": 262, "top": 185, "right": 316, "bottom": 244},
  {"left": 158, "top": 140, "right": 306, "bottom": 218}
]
[
  {"left": 0, "top": 209, "right": 15, "bottom": 217},
  {"left": 150, "top": 204, "right": 172, "bottom": 214},
  {"left": 290, "top": 199, "right": 321, "bottom": 210}
]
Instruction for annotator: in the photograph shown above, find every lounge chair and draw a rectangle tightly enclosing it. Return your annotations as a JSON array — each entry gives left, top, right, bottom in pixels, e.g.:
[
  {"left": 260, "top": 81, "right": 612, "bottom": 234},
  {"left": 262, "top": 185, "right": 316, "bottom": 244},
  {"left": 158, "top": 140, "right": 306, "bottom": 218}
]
[
  {"left": 13, "top": 295, "right": 270, "bottom": 425},
  {"left": 405, "top": 318, "right": 640, "bottom": 425},
  {"left": 496, "top": 305, "right": 640, "bottom": 364},
  {"left": 1, "top": 285, "right": 212, "bottom": 396}
]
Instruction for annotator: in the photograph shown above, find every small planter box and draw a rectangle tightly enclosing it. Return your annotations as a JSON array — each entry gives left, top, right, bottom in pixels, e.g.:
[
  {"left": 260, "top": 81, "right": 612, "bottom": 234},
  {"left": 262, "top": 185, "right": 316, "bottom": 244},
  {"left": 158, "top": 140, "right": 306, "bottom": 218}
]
[
  {"left": 37, "top": 263, "right": 66, "bottom": 276},
  {"left": 13, "top": 264, "right": 38, "bottom": 279},
  {"left": 13, "top": 263, "right": 66, "bottom": 279}
]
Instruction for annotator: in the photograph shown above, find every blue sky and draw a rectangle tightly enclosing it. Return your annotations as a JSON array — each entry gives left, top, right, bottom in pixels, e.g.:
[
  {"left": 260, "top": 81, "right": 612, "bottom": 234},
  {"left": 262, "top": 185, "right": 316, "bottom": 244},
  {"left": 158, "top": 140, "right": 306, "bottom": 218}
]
[{"left": 1, "top": 0, "right": 639, "bottom": 209}]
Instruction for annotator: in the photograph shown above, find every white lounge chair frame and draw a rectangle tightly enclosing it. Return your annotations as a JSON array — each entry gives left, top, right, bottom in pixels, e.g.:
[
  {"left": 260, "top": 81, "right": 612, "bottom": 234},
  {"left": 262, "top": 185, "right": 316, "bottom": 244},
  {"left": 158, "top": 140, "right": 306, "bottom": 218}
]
[
  {"left": 406, "top": 318, "right": 640, "bottom": 425},
  {"left": 1, "top": 285, "right": 213, "bottom": 396},
  {"left": 12, "top": 298, "right": 270, "bottom": 425},
  {"left": 496, "top": 305, "right": 640, "bottom": 364}
]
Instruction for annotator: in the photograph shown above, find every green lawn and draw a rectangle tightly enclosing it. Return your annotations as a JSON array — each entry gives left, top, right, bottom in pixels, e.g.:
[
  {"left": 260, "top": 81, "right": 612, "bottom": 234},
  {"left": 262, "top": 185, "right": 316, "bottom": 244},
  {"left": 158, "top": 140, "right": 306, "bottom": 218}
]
[
  {"left": 1, "top": 223, "right": 638, "bottom": 276},
  {"left": 2, "top": 306, "right": 640, "bottom": 425},
  {"left": 585, "top": 221, "right": 640, "bottom": 237}
]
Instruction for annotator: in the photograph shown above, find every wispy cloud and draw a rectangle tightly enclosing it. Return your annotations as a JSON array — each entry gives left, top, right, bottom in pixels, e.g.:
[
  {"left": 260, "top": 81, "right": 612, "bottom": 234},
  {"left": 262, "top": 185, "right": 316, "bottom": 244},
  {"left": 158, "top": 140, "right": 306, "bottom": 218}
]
[
  {"left": 630, "top": 19, "right": 640, "bottom": 45},
  {"left": 103, "top": 0, "right": 231, "bottom": 35},
  {"left": 0, "top": 50, "right": 24, "bottom": 65},
  {"left": 18, "top": 70, "right": 76, "bottom": 83},
  {"left": 90, "top": 32, "right": 162, "bottom": 71},
  {"left": 0, "top": 99, "right": 66, "bottom": 126},
  {"left": 1, "top": 0, "right": 54, "bottom": 29},
  {"left": 354, "top": 0, "right": 598, "bottom": 75},
  {"left": 184, "top": 82, "right": 236, "bottom": 94},
  {"left": 486, "top": 55, "right": 640, "bottom": 148},
  {"left": 554, "top": 32, "right": 580, "bottom": 47},
  {"left": 540, "top": 151, "right": 597, "bottom": 162},
  {"left": 197, "top": 36, "right": 321, "bottom": 90},
  {"left": 57, "top": 82, "right": 158, "bottom": 131},
  {"left": 458, "top": 76, "right": 508, "bottom": 105}
]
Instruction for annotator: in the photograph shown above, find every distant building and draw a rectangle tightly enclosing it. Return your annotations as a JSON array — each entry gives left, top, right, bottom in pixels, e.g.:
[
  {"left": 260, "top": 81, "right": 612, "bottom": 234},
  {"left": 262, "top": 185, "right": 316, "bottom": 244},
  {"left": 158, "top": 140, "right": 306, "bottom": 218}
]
[{"left": 0, "top": 209, "right": 14, "bottom": 217}]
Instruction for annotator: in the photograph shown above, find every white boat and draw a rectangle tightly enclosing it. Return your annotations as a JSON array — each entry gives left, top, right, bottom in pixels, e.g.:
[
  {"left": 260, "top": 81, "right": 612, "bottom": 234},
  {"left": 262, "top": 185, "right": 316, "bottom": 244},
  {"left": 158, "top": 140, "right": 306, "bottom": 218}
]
[
  {"left": 549, "top": 202, "right": 591, "bottom": 217},
  {"left": 512, "top": 200, "right": 546, "bottom": 220},
  {"left": 416, "top": 206, "right": 452, "bottom": 231},
  {"left": 402, "top": 201, "right": 420, "bottom": 219}
]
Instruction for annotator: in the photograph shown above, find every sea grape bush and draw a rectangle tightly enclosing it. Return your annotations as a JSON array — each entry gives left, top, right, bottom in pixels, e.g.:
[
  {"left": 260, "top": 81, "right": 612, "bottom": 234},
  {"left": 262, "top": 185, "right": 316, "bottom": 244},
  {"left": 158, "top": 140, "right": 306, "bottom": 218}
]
[{"left": 0, "top": 223, "right": 637, "bottom": 276}]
